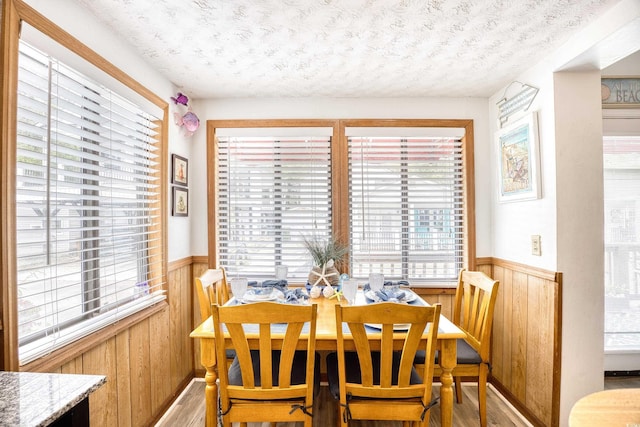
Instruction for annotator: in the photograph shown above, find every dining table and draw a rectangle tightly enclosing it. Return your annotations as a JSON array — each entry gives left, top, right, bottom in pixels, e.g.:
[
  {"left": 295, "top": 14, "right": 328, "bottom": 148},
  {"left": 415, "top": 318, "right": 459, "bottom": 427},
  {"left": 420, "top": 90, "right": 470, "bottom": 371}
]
[
  {"left": 569, "top": 388, "right": 640, "bottom": 426},
  {"left": 190, "top": 288, "right": 466, "bottom": 427}
]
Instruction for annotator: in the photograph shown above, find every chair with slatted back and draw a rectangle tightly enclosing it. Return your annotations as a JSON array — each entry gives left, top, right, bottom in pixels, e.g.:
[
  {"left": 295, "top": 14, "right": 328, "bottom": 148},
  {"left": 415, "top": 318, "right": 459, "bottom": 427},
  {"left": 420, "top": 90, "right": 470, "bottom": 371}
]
[
  {"left": 195, "top": 268, "right": 230, "bottom": 321},
  {"left": 212, "top": 302, "right": 318, "bottom": 427},
  {"left": 194, "top": 268, "right": 235, "bottom": 366},
  {"left": 414, "top": 269, "right": 499, "bottom": 427},
  {"left": 327, "top": 302, "right": 441, "bottom": 427}
]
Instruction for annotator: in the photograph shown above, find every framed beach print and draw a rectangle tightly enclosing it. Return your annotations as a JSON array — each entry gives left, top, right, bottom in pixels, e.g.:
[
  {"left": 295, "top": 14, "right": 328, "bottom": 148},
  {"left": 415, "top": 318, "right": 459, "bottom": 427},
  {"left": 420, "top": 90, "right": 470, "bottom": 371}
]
[
  {"left": 497, "top": 112, "right": 541, "bottom": 202},
  {"left": 172, "top": 186, "right": 189, "bottom": 217},
  {"left": 171, "top": 154, "right": 188, "bottom": 186}
]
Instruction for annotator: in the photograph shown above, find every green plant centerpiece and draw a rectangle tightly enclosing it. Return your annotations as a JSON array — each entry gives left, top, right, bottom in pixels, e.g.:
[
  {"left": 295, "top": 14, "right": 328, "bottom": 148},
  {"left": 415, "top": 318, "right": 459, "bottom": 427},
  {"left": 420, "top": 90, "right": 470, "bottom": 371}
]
[{"left": 303, "top": 235, "right": 348, "bottom": 290}]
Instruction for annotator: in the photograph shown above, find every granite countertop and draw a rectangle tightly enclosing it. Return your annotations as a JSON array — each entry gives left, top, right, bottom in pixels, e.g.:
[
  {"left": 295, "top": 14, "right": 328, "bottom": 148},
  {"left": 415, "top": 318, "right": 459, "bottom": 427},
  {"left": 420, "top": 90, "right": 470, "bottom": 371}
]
[{"left": 0, "top": 371, "right": 106, "bottom": 427}]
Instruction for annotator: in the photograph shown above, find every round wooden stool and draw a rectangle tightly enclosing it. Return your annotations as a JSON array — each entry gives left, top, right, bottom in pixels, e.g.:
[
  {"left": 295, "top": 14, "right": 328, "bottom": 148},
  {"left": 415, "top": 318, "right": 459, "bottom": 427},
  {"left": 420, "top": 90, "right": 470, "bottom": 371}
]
[{"left": 569, "top": 388, "right": 640, "bottom": 426}]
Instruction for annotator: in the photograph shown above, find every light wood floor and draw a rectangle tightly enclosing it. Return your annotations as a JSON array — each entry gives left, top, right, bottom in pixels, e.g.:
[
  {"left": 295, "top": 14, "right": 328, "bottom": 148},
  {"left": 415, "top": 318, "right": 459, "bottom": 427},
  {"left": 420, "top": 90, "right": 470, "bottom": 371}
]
[
  {"left": 156, "top": 376, "right": 640, "bottom": 427},
  {"left": 155, "top": 380, "right": 533, "bottom": 427},
  {"left": 604, "top": 374, "right": 640, "bottom": 390}
]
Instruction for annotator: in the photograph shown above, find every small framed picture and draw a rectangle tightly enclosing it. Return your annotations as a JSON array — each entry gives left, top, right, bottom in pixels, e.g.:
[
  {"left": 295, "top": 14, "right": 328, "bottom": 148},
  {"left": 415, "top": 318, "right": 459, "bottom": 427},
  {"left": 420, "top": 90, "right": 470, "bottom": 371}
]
[
  {"left": 497, "top": 112, "right": 541, "bottom": 202},
  {"left": 171, "top": 154, "right": 188, "bottom": 186},
  {"left": 172, "top": 186, "right": 189, "bottom": 217}
]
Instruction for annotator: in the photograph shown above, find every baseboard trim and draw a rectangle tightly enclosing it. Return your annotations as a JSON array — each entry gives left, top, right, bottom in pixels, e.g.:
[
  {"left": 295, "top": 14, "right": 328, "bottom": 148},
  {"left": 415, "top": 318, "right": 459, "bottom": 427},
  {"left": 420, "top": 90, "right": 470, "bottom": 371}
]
[{"left": 605, "top": 370, "right": 640, "bottom": 377}]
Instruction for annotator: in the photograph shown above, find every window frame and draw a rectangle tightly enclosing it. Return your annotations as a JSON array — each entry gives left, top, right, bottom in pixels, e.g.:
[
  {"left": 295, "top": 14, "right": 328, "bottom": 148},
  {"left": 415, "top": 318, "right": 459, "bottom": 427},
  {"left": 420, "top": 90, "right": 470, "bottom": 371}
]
[
  {"left": 206, "top": 119, "right": 475, "bottom": 285},
  {"left": 0, "top": 0, "right": 168, "bottom": 371}
]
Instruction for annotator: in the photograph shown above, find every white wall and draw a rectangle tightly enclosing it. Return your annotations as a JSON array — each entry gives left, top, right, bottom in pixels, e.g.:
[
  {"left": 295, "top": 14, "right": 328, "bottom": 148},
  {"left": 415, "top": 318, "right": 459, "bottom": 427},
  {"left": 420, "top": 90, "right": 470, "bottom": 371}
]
[
  {"left": 23, "top": 0, "right": 193, "bottom": 262},
  {"left": 188, "top": 97, "right": 492, "bottom": 259},
  {"left": 489, "top": 70, "right": 558, "bottom": 270},
  {"left": 554, "top": 71, "right": 606, "bottom": 425},
  {"left": 603, "top": 49, "right": 640, "bottom": 76}
]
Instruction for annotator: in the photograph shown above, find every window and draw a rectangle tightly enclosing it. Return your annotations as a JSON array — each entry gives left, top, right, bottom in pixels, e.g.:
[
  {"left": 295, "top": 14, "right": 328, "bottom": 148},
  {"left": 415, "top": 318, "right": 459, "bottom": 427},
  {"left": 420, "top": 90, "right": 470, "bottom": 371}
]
[
  {"left": 348, "top": 136, "right": 463, "bottom": 281},
  {"left": 604, "top": 135, "right": 640, "bottom": 352},
  {"left": 217, "top": 134, "right": 332, "bottom": 280},
  {"left": 212, "top": 121, "right": 473, "bottom": 285},
  {"left": 16, "top": 41, "right": 164, "bottom": 364}
]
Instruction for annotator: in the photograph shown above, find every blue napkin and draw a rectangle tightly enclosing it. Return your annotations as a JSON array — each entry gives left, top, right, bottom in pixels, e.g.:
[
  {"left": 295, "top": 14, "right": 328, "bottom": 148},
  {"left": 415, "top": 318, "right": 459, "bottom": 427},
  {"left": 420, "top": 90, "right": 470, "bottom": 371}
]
[
  {"left": 283, "top": 288, "right": 309, "bottom": 304},
  {"left": 363, "top": 280, "right": 409, "bottom": 292},
  {"left": 375, "top": 288, "right": 406, "bottom": 302},
  {"left": 249, "top": 279, "right": 288, "bottom": 294},
  {"left": 384, "top": 280, "right": 409, "bottom": 287}
]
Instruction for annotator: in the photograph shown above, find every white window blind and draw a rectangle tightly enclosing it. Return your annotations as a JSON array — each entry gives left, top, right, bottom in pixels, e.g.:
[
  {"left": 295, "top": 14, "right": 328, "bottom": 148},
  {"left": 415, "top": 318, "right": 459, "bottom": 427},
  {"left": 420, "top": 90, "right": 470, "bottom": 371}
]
[
  {"left": 217, "top": 136, "right": 332, "bottom": 280},
  {"left": 349, "top": 136, "right": 464, "bottom": 282},
  {"left": 16, "top": 41, "right": 164, "bottom": 364}
]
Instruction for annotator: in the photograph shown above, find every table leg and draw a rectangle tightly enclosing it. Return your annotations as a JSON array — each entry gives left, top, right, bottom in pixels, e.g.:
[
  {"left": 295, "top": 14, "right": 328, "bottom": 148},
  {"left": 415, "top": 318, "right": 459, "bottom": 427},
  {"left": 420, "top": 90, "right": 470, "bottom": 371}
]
[
  {"left": 439, "top": 339, "right": 457, "bottom": 427},
  {"left": 200, "top": 338, "right": 218, "bottom": 427}
]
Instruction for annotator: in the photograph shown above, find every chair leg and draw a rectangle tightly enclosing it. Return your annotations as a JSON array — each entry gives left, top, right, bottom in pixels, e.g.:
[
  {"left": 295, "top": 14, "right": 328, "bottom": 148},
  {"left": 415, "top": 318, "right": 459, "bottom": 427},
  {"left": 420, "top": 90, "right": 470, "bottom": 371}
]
[
  {"left": 478, "top": 365, "right": 489, "bottom": 427},
  {"left": 339, "top": 401, "right": 348, "bottom": 427},
  {"left": 304, "top": 414, "right": 313, "bottom": 427},
  {"left": 454, "top": 376, "right": 463, "bottom": 403}
]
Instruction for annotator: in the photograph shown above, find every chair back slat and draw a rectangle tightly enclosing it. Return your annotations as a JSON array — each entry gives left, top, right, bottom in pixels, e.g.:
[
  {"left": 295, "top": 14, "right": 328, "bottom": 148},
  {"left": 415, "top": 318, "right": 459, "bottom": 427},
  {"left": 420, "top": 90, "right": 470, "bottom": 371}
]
[
  {"left": 348, "top": 322, "right": 375, "bottom": 386},
  {"left": 280, "top": 321, "right": 305, "bottom": 387},
  {"left": 379, "top": 325, "right": 395, "bottom": 388},
  {"left": 226, "top": 323, "right": 255, "bottom": 388},
  {"left": 398, "top": 323, "right": 425, "bottom": 385},
  {"left": 258, "top": 323, "right": 274, "bottom": 388}
]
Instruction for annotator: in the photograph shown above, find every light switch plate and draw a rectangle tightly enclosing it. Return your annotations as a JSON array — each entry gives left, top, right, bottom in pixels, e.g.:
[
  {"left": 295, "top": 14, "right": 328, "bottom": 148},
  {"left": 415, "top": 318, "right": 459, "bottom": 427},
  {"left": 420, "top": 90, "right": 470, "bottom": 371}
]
[{"left": 531, "top": 235, "right": 541, "bottom": 256}]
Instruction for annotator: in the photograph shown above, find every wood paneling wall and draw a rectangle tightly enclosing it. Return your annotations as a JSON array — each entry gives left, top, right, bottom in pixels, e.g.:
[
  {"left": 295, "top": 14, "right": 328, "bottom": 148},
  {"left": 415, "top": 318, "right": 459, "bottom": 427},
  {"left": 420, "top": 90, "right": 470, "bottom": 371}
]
[
  {"left": 477, "top": 257, "right": 562, "bottom": 427},
  {"left": 41, "top": 259, "right": 195, "bottom": 427},
  {"left": 414, "top": 288, "right": 455, "bottom": 320}
]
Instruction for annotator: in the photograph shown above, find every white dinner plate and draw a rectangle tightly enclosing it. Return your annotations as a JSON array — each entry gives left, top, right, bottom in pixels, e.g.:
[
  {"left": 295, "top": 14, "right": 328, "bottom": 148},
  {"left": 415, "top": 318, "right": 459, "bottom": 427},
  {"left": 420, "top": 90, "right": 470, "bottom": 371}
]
[
  {"left": 364, "top": 323, "right": 412, "bottom": 331},
  {"left": 241, "top": 288, "right": 283, "bottom": 303},
  {"left": 364, "top": 289, "right": 417, "bottom": 303}
]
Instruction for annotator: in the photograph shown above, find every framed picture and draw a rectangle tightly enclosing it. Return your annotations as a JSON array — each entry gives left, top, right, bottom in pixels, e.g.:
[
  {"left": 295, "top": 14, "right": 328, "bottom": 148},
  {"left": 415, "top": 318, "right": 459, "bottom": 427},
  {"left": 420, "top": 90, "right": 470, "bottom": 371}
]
[
  {"left": 497, "top": 112, "right": 541, "bottom": 202},
  {"left": 172, "top": 186, "right": 189, "bottom": 217},
  {"left": 171, "top": 154, "right": 188, "bottom": 186}
]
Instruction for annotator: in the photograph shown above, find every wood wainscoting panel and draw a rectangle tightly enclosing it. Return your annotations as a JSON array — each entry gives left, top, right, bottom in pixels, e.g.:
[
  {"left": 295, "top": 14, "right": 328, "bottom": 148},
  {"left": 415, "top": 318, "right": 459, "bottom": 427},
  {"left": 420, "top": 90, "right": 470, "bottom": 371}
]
[
  {"left": 150, "top": 306, "right": 172, "bottom": 415},
  {"left": 478, "top": 257, "right": 562, "bottom": 427},
  {"left": 169, "top": 263, "right": 194, "bottom": 389},
  {"left": 83, "top": 338, "right": 118, "bottom": 426},
  {"left": 413, "top": 288, "right": 455, "bottom": 319},
  {"left": 115, "top": 330, "right": 133, "bottom": 427},
  {"left": 511, "top": 270, "right": 529, "bottom": 403},
  {"left": 59, "top": 355, "right": 83, "bottom": 374},
  {"left": 525, "top": 274, "right": 556, "bottom": 425},
  {"left": 129, "top": 318, "right": 153, "bottom": 426}
]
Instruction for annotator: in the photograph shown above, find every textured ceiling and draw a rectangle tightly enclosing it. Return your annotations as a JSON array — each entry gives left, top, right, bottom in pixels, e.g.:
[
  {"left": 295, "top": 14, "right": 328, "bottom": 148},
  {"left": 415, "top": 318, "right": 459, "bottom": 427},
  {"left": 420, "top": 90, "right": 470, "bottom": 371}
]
[{"left": 73, "top": 0, "right": 622, "bottom": 99}]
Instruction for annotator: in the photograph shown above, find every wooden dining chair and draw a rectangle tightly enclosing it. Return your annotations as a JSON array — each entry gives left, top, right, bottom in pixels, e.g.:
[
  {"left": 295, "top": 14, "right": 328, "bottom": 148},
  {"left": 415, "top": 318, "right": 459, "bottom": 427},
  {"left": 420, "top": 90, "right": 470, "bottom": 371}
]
[
  {"left": 211, "top": 301, "right": 319, "bottom": 427},
  {"left": 194, "top": 267, "right": 235, "bottom": 367},
  {"left": 327, "top": 302, "right": 441, "bottom": 427},
  {"left": 195, "top": 267, "right": 230, "bottom": 321},
  {"left": 415, "top": 269, "right": 499, "bottom": 427}
]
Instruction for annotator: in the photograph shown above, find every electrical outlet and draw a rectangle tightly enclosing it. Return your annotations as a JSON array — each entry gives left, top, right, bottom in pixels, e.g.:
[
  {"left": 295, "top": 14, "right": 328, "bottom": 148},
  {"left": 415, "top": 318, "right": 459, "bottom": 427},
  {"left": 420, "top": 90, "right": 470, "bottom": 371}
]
[{"left": 531, "top": 235, "right": 541, "bottom": 256}]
